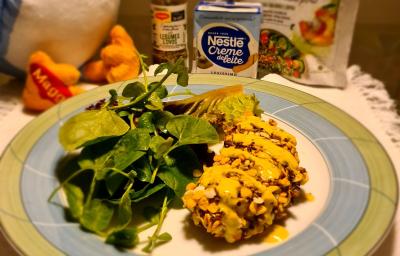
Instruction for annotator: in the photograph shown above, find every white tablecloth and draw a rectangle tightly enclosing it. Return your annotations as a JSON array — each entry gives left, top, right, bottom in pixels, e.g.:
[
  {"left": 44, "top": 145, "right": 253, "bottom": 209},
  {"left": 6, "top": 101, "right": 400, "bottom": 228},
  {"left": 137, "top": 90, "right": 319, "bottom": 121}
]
[{"left": 0, "top": 66, "right": 399, "bottom": 255}]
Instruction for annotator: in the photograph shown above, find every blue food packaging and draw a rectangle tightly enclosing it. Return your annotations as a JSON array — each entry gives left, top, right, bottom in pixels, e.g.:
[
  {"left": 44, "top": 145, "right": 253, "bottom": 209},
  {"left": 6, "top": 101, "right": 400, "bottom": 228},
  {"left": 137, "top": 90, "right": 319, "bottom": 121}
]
[{"left": 193, "top": 1, "right": 262, "bottom": 78}]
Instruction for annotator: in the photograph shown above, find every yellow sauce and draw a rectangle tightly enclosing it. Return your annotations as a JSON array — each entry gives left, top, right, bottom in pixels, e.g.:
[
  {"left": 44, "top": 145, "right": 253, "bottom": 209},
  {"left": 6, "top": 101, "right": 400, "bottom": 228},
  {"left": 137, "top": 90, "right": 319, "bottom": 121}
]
[
  {"left": 200, "top": 165, "right": 268, "bottom": 196},
  {"left": 232, "top": 133, "right": 298, "bottom": 169},
  {"left": 220, "top": 147, "right": 281, "bottom": 179},
  {"left": 216, "top": 178, "right": 241, "bottom": 198},
  {"left": 305, "top": 192, "right": 315, "bottom": 201},
  {"left": 199, "top": 165, "right": 279, "bottom": 242},
  {"left": 219, "top": 202, "right": 243, "bottom": 243},
  {"left": 237, "top": 116, "right": 297, "bottom": 145},
  {"left": 263, "top": 224, "right": 289, "bottom": 243}
]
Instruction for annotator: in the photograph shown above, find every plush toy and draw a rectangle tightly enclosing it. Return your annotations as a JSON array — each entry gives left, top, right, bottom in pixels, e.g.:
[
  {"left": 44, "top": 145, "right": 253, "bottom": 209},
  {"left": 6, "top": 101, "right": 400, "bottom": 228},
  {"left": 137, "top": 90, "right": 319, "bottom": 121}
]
[
  {"left": 0, "top": 0, "right": 120, "bottom": 76},
  {"left": 22, "top": 51, "right": 83, "bottom": 112},
  {"left": 83, "top": 25, "right": 141, "bottom": 84}
]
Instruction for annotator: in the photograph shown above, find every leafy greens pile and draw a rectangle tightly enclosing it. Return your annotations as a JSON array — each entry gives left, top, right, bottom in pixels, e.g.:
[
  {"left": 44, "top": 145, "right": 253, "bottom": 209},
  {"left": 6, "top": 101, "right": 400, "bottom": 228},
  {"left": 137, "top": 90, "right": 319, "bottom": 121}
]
[{"left": 50, "top": 57, "right": 219, "bottom": 253}]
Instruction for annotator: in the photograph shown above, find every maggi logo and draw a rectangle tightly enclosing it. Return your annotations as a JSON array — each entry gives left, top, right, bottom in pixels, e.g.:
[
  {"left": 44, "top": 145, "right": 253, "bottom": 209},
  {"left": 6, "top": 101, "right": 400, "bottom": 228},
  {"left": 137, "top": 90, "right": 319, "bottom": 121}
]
[{"left": 30, "top": 64, "right": 72, "bottom": 104}]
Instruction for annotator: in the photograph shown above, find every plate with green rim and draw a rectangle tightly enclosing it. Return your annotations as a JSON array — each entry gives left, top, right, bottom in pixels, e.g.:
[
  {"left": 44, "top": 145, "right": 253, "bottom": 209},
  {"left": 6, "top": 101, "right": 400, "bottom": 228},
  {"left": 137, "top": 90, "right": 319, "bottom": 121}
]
[{"left": 0, "top": 74, "right": 398, "bottom": 256}]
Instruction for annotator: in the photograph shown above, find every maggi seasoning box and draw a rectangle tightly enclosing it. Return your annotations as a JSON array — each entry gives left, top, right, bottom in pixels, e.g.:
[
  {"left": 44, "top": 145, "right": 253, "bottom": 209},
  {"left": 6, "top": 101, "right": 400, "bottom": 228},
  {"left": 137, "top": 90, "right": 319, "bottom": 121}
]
[{"left": 193, "top": 1, "right": 262, "bottom": 78}]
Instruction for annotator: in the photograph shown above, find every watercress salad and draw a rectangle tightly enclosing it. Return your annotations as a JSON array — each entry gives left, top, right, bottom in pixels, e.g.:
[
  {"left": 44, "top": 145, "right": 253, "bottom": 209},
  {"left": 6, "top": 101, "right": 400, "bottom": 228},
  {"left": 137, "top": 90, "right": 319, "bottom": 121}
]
[{"left": 49, "top": 57, "right": 219, "bottom": 253}]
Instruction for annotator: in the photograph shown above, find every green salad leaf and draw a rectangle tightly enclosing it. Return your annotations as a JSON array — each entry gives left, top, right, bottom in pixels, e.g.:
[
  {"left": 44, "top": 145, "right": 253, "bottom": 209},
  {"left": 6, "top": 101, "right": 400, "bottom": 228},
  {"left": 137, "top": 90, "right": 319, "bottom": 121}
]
[
  {"left": 130, "top": 183, "right": 166, "bottom": 203},
  {"left": 166, "top": 115, "right": 219, "bottom": 147},
  {"left": 59, "top": 109, "right": 129, "bottom": 151},
  {"left": 157, "top": 146, "right": 200, "bottom": 197},
  {"left": 122, "top": 81, "right": 146, "bottom": 98},
  {"left": 81, "top": 199, "right": 114, "bottom": 233},
  {"left": 216, "top": 94, "right": 262, "bottom": 121},
  {"left": 64, "top": 183, "right": 84, "bottom": 220},
  {"left": 106, "top": 227, "right": 139, "bottom": 248},
  {"left": 153, "top": 111, "right": 174, "bottom": 132},
  {"left": 149, "top": 136, "right": 174, "bottom": 159},
  {"left": 145, "top": 93, "right": 163, "bottom": 111},
  {"left": 138, "top": 112, "right": 156, "bottom": 132},
  {"left": 104, "top": 172, "right": 126, "bottom": 196},
  {"left": 149, "top": 81, "right": 168, "bottom": 99},
  {"left": 78, "top": 129, "right": 150, "bottom": 180},
  {"left": 138, "top": 111, "right": 174, "bottom": 133},
  {"left": 176, "top": 65, "right": 189, "bottom": 87},
  {"left": 104, "top": 128, "right": 151, "bottom": 171},
  {"left": 157, "top": 232, "right": 172, "bottom": 242},
  {"left": 78, "top": 139, "right": 116, "bottom": 179},
  {"left": 131, "top": 156, "right": 153, "bottom": 182},
  {"left": 113, "top": 182, "right": 133, "bottom": 231}
]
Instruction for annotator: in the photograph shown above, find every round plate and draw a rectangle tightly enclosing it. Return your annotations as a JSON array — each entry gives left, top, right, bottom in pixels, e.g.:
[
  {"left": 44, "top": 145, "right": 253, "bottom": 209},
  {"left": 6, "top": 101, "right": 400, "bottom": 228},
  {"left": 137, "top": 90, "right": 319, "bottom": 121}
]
[{"left": 0, "top": 75, "right": 398, "bottom": 256}]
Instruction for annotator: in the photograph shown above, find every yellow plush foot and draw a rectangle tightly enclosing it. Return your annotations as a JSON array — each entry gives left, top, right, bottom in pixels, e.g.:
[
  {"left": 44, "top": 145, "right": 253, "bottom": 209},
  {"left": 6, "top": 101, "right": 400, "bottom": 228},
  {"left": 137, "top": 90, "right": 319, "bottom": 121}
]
[
  {"left": 22, "top": 51, "right": 82, "bottom": 112},
  {"left": 83, "top": 25, "right": 140, "bottom": 84}
]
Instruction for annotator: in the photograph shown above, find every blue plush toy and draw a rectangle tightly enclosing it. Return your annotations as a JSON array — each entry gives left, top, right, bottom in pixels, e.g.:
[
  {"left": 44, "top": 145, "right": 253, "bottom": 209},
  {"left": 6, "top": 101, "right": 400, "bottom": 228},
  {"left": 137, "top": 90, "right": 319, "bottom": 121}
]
[{"left": 0, "top": 0, "right": 120, "bottom": 77}]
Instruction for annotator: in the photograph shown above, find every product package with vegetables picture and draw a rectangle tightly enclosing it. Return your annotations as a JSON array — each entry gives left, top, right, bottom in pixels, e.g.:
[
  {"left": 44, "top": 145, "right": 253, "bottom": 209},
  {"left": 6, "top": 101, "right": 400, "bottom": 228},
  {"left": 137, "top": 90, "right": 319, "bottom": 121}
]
[{"left": 240, "top": 0, "right": 359, "bottom": 87}]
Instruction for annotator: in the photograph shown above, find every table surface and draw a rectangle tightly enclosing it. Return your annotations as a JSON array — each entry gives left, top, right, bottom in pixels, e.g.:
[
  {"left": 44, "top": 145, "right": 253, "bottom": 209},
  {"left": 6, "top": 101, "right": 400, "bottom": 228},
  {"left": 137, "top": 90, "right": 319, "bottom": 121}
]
[{"left": 0, "top": 72, "right": 398, "bottom": 255}]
